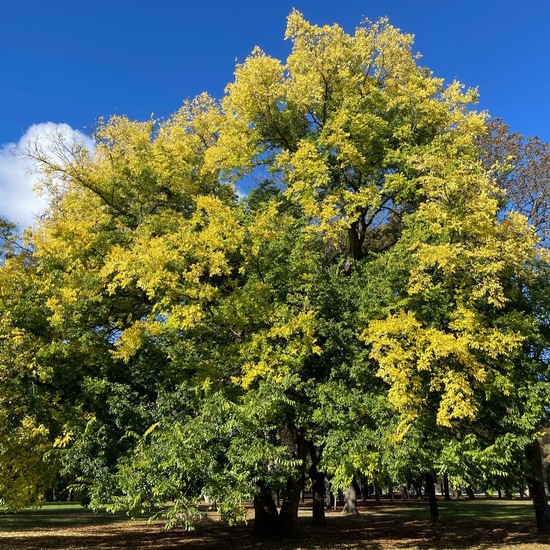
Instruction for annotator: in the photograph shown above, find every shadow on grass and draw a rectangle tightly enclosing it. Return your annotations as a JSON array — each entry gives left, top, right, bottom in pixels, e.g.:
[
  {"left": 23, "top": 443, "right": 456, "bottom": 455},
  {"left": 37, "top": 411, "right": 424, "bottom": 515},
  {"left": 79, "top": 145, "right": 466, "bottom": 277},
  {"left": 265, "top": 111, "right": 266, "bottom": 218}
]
[{"left": 0, "top": 500, "right": 547, "bottom": 549}]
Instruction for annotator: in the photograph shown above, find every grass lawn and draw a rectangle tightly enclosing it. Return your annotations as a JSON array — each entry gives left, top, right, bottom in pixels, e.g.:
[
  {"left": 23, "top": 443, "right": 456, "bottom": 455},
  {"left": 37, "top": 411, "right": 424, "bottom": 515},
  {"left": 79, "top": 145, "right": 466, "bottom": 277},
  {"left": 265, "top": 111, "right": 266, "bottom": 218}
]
[{"left": 0, "top": 498, "right": 549, "bottom": 549}]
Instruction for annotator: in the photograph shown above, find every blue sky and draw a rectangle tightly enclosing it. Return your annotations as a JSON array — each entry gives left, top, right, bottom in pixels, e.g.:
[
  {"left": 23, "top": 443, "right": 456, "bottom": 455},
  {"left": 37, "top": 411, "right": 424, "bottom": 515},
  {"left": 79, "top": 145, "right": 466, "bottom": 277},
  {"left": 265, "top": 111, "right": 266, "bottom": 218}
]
[{"left": 2, "top": 0, "right": 550, "bottom": 225}]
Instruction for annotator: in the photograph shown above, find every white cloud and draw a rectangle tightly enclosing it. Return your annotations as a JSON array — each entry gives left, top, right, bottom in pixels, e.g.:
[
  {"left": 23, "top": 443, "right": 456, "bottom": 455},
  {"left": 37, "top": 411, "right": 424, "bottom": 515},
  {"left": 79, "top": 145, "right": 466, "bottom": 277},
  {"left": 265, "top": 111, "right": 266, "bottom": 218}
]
[{"left": 0, "top": 123, "right": 94, "bottom": 228}]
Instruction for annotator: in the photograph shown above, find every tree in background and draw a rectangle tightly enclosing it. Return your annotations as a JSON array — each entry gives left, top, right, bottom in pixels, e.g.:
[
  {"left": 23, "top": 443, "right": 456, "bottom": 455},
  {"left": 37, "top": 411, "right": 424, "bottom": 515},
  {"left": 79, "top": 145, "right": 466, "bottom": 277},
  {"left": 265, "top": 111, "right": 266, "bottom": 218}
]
[{"left": 0, "top": 218, "right": 61, "bottom": 508}]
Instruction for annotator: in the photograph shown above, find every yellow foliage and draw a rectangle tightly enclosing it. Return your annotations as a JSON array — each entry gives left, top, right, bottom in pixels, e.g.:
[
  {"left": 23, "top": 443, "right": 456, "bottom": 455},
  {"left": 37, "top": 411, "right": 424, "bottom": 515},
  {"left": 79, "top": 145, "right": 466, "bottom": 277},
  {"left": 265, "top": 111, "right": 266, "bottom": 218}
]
[
  {"left": 237, "top": 307, "right": 320, "bottom": 389},
  {"left": 0, "top": 416, "right": 55, "bottom": 509},
  {"left": 365, "top": 306, "right": 525, "bottom": 428}
]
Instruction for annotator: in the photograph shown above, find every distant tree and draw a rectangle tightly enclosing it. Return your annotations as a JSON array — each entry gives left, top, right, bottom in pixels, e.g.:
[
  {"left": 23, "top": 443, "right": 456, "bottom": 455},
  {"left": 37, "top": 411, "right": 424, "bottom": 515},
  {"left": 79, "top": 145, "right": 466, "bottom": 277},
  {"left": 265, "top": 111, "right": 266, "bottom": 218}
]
[{"left": 481, "top": 118, "right": 550, "bottom": 244}]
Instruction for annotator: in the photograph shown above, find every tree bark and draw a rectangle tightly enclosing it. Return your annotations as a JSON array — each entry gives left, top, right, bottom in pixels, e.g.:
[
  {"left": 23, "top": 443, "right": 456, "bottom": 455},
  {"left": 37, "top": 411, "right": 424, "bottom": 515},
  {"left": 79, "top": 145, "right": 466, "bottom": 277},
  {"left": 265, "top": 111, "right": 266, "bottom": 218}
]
[
  {"left": 330, "top": 490, "right": 337, "bottom": 511},
  {"left": 279, "top": 431, "right": 308, "bottom": 536},
  {"left": 416, "top": 474, "right": 423, "bottom": 499},
  {"left": 443, "top": 473, "right": 451, "bottom": 501},
  {"left": 253, "top": 428, "right": 307, "bottom": 538},
  {"left": 358, "top": 476, "right": 368, "bottom": 501},
  {"left": 253, "top": 478, "right": 302, "bottom": 537},
  {"left": 310, "top": 469, "right": 326, "bottom": 525},
  {"left": 279, "top": 475, "right": 301, "bottom": 536},
  {"left": 348, "top": 222, "right": 363, "bottom": 260},
  {"left": 308, "top": 445, "right": 326, "bottom": 525},
  {"left": 323, "top": 477, "right": 332, "bottom": 509},
  {"left": 425, "top": 472, "right": 439, "bottom": 523},
  {"left": 252, "top": 483, "right": 280, "bottom": 537},
  {"left": 525, "top": 439, "right": 550, "bottom": 533},
  {"left": 343, "top": 478, "right": 360, "bottom": 515}
]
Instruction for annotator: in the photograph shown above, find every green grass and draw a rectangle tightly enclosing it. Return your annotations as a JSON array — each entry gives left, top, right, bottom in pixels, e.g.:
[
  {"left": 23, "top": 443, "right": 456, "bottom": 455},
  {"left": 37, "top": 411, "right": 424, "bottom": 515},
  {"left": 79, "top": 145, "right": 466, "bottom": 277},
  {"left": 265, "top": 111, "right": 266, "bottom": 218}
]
[
  {"left": 363, "top": 497, "right": 535, "bottom": 522},
  {"left": 0, "top": 502, "right": 130, "bottom": 530},
  {"left": 439, "top": 499, "right": 534, "bottom": 521}
]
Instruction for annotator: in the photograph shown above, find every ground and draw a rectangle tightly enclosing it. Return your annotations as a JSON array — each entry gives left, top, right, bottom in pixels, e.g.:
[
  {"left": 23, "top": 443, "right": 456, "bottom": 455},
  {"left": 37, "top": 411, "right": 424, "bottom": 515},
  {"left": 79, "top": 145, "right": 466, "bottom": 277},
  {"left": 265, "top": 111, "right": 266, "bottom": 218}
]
[{"left": 1, "top": 499, "right": 549, "bottom": 549}]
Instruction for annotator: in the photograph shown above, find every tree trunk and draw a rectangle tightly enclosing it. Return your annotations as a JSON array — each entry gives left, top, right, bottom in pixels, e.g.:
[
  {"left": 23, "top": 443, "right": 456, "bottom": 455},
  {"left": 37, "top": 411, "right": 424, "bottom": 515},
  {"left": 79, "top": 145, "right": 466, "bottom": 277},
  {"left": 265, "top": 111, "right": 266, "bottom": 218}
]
[
  {"left": 374, "top": 483, "right": 381, "bottom": 503},
  {"left": 253, "top": 480, "right": 301, "bottom": 538},
  {"left": 331, "top": 490, "right": 338, "bottom": 511},
  {"left": 416, "top": 474, "right": 423, "bottom": 499},
  {"left": 253, "top": 483, "right": 280, "bottom": 537},
  {"left": 425, "top": 472, "right": 439, "bottom": 523},
  {"left": 343, "top": 478, "right": 360, "bottom": 515},
  {"left": 525, "top": 440, "right": 550, "bottom": 533},
  {"left": 359, "top": 476, "right": 368, "bottom": 501},
  {"left": 279, "top": 476, "right": 301, "bottom": 536},
  {"left": 253, "top": 428, "right": 307, "bottom": 538},
  {"left": 300, "top": 467, "right": 306, "bottom": 502},
  {"left": 279, "top": 432, "right": 308, "bottom": 536},
  {"left": 310, "top": 470, "right": 326, "bottom": 525},
  {"left": 323, "top": 477, "right": 332, "bottom": 509},
  {"left": 443, "top": 473, "right": 451, "bottom": 501},
  {"left": 348, "top": 222, "right": 363, "bottom": 260},
  {"left": 308, "top": 444, "right": 326, "bottom": 525}
]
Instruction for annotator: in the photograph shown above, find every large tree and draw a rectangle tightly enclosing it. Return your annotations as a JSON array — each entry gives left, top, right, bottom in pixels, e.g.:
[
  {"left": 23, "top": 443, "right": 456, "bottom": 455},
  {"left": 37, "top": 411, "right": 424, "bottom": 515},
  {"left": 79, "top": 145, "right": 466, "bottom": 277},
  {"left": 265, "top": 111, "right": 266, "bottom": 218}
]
[{"left": 1, "top": 9, "right": 548, "bottom": 538}]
